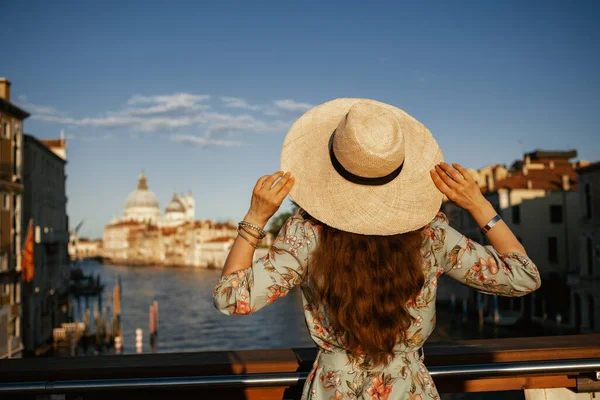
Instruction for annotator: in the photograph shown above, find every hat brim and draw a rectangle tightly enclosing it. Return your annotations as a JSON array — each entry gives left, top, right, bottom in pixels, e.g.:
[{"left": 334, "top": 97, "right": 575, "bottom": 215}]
[{"left": 280, "top": 98, "right": 443, "bottom": 235}]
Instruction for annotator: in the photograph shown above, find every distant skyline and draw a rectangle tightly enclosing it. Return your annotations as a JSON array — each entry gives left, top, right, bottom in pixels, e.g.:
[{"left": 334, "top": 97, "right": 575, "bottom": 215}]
[{"left": 2, "top": 1, "right": 599, "bottom": 238}]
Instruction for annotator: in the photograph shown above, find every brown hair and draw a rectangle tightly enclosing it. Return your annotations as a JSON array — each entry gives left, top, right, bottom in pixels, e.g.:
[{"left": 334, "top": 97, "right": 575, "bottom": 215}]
[{"left": 299, "top": 207, "right": 425, "bottom": 368}]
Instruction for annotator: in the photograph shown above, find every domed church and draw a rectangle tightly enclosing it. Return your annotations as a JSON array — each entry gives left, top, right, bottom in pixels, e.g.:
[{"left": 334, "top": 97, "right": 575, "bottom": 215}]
[
  {"left": 118, "top": 173, "right": 195, "bottom": 226},
  {"left": 101, "top": 173, "right": 271, "bottom": 268},
  {"left": 121, "top": 174, "right": 162, "bottom": 224}
]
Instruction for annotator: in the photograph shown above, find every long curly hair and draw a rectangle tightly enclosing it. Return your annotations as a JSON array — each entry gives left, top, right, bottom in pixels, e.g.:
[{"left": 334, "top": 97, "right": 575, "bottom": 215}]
[{"left": 299, "top": 207, "right": 425, "bottom": 368}]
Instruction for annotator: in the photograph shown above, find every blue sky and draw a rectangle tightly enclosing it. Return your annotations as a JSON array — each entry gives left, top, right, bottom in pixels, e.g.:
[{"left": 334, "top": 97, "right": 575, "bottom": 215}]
[{"left": 2, "top": 0, "right": 599, "bottom": 239}]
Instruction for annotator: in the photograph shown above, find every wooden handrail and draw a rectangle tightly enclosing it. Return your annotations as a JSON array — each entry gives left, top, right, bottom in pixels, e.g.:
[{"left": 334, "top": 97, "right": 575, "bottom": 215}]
[{"left": 0, "top": 334, "right": 599, "bottom": 398}]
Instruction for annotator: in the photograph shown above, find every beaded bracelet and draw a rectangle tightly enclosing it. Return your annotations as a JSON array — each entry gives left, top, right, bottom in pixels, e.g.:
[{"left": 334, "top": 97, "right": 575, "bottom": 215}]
[
  {"left": 237, "top": 228, "right": 258, "bottom": 249},
  {"left": 239, "top": 224, "right": 264, "bottom": 240},
  {"left": 239, "top": 221, "right": 267, "bottom": 238}
]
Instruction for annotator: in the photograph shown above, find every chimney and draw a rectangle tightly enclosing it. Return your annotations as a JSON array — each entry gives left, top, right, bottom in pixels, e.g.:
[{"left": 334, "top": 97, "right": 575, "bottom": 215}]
[
  {"left": 562, "top": 175, "right": 570, "bottom": 191},
  {"left": 525, "top": 155, "right": 531, "bottom": 166},
  {"left": 486, "top": 175, "right": 495, "bottom": 192},
  {"left": 0, "top": 78, "right": 11, "bottom": 102},
  {"left": 527, "top": 180, "right": 533, "bottom": 189}
]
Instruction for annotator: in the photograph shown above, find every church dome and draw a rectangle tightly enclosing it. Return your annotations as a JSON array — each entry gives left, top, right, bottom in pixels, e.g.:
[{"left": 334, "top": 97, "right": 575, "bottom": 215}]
[
  {"left": 165, "top": 193, "right": 186, "bottom": 213},
  {"left": 125, "top": 174, "right": 160, "bottom": 210}
]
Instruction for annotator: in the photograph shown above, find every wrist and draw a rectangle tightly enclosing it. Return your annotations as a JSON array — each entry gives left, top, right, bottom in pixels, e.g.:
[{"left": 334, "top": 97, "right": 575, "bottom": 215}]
[
  {"left": 467, "top": 198, "right": 492, "bottom": 214},
  {"left": 468, "top": 200, "right": 498, "bottom": 228},
  {"left": 243, "top": 211, "right": 268, "bottom": 228}
]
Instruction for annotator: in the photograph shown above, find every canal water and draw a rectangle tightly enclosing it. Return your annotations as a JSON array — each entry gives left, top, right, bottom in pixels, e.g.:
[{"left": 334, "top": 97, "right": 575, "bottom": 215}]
[
  {"left": 72, "top": 261, "right": 526, "bottom": 399},
  {"left": 75, "top": 260, "right": 526, "bottom": 355}
]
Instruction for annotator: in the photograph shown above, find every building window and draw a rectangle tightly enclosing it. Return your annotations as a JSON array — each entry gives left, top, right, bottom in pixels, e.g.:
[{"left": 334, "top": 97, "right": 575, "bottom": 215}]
[
  {"left": 512, "top": 205, "right": 521, "bottom": 224},
  {"left": 587, "top": 237, "right": 594, "bottom": 276},
  {"left": 584, "top": 184, "right": 592, "bottom": 219},
  {"left": 548, "top": 237, "right": 558, "bottom": 263},
  {"left": 550, "top": 205, "right": 563, "bottom": 224},
  {"left": 2, "top": 193, "right": 9, "bottom": 210},
  {"left": 1, "top": 121, "right": 8, "bottom": 138}
]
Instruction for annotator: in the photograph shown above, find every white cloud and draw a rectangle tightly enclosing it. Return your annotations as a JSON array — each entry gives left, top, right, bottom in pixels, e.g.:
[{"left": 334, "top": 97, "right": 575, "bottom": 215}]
[
  {"left": 220, "top": 97, "right": 262, "bottom": 111},
  {"left": 170, "top": 134, "right": 241, "bottom": 148},
  {"left": 203, "top": 112, "right": 290, "bottom": 135},
  {"left": 262, "top": 107, "right": 280, "bottom": 116},
  {"left": 24, "top": 92, "right": 306, "bottom": 147},
  {"left": 16, "top": 95, "right": 59, "bottom": 115},
  {"left": 33, "top": 107, "right": 290, "bottom": 136},
  {"left": 275, "top": 99, "right": 314, "bottom": 112},
  {"left": 125, "top": 93, "right": 211, "bottom": 115}
]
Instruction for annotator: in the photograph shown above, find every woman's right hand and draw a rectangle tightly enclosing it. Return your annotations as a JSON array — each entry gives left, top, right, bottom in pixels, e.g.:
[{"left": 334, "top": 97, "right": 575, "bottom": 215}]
[
  {"left": 430, "top": 162, "right": 488, "bottom": 213},
  {"left": 431, "top": 162, "right": 528, "bottom": 256}
]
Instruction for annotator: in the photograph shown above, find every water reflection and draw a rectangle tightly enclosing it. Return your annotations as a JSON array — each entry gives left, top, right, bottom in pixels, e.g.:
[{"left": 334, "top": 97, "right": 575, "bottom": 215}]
[
  {"left": 76, "top": 261, "right": 314, "bottom": 354},
  {"left": 73, "top": 260, "right": 541, "bottom": 355}
]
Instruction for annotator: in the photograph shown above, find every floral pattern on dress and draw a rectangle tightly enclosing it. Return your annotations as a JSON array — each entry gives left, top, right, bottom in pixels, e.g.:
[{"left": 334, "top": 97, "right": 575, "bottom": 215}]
[{"left": 213, "top": 211, "right": 541, "bottom": 399}]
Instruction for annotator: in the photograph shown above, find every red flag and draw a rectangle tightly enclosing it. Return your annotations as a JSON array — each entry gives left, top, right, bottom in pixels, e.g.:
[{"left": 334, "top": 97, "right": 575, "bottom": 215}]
[{"left": 21, "top": 219, "right": 34, "bottom": 282}]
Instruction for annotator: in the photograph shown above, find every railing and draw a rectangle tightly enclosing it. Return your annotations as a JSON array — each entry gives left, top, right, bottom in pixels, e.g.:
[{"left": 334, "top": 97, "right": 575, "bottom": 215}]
[{"left": 0, "top": 334, "right": 599, "bottom": 399}]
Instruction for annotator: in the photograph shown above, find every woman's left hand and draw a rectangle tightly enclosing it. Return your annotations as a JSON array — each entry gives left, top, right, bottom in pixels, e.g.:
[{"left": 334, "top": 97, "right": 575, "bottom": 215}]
[{"left": 244, "top": 171, "right": 295, "bottom": 227}]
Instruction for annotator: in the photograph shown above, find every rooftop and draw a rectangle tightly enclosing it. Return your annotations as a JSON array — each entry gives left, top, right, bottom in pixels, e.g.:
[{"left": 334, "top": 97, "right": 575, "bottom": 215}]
[
  {"left": 0, "top": 97, "right": 30, "bottom": 120},
  {"left": 577, "top": 161, "right": 600, "bottom": 174}
]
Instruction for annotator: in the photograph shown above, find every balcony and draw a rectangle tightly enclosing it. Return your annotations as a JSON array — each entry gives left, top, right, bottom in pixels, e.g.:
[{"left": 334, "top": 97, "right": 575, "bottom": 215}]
[{"left": 0, "top": 335, "right": 598, "bottom": 399}]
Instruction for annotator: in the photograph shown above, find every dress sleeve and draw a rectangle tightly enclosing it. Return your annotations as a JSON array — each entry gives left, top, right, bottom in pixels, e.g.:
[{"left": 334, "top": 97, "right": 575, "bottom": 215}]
[
  {"left": 428, "top": 212, "right": 541, "bottom": 297},
  {"left": 213, "top": 214, "right": 318, "bottom": 315}
]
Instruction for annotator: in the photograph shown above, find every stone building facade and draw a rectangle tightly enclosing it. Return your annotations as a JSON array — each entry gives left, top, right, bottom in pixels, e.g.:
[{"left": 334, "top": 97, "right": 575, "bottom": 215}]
[
  {"left": 568, "top": 162, "right": 600, "bottom": 332},
  {"left": 0, "top": 78, "right": 27, "bottom": 359},
  {"left": 21, "top": 134, "right": 70, "bottom": 354},
  {"left": 441, "top": 150, "right": 583, "bottom": 323}
]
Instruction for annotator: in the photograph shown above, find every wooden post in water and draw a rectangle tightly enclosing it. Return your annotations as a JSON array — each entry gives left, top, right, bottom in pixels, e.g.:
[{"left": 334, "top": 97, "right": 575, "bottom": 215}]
[
  {"left": 102, "top": 308, "right": 110, "bottom": 345},
  {"left": 7, "top": 335, "right": 12, "bottom": 359},
  {"left": 493, "top": 296, "right": 500, "bottom": 325},
  {"left": 72, "top": 322, "right": 79, "bottom": 356},
  {"left": 94, "top": 302, "right": 100, "bottom": 345},
  {"left": 113, "top": 283, "right": 121, "bottom": 339},
  {"left": 114, "top": 335, "right": 122, "bottom": 354},
  {"left": 149, "top": 301, "right": 158, "bottom": 352},
  {"left": 135, "top": 328, "right": 143, "bottom": 354}
]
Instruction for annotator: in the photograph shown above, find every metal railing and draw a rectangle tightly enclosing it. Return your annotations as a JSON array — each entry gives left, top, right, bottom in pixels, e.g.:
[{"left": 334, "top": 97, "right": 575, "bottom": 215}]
[
  {"left": 1, "top": 358, "right": 599, "bottom": 394},
  {"left": 1, "top": 334, "right": 599, "bottom": 398}
]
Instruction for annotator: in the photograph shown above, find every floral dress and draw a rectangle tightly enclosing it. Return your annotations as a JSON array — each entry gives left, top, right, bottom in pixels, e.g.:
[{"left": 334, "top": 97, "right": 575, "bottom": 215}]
[{"left": 213, "top": 212, "right": 541, "bottom": 400}]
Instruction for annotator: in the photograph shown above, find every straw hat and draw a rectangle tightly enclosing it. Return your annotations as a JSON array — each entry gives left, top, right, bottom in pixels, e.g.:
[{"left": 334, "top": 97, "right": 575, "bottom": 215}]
[{"left": 280, "top": 98, "right": 443, "bottom": 235}]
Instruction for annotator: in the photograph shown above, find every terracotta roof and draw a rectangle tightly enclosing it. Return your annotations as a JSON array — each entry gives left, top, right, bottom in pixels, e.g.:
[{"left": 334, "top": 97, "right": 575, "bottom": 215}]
[
  {"left": 40, "top": 139, "right": 66, "bottom": 148},
  {"left": 161, "top": 227, "right": 178, "bottom": 236},
  {"left": 525, "top": 149, "right": 577, "bottom": 160},
  {"left": 488, "top": 165, "right": 578, "bottom": 192}
]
